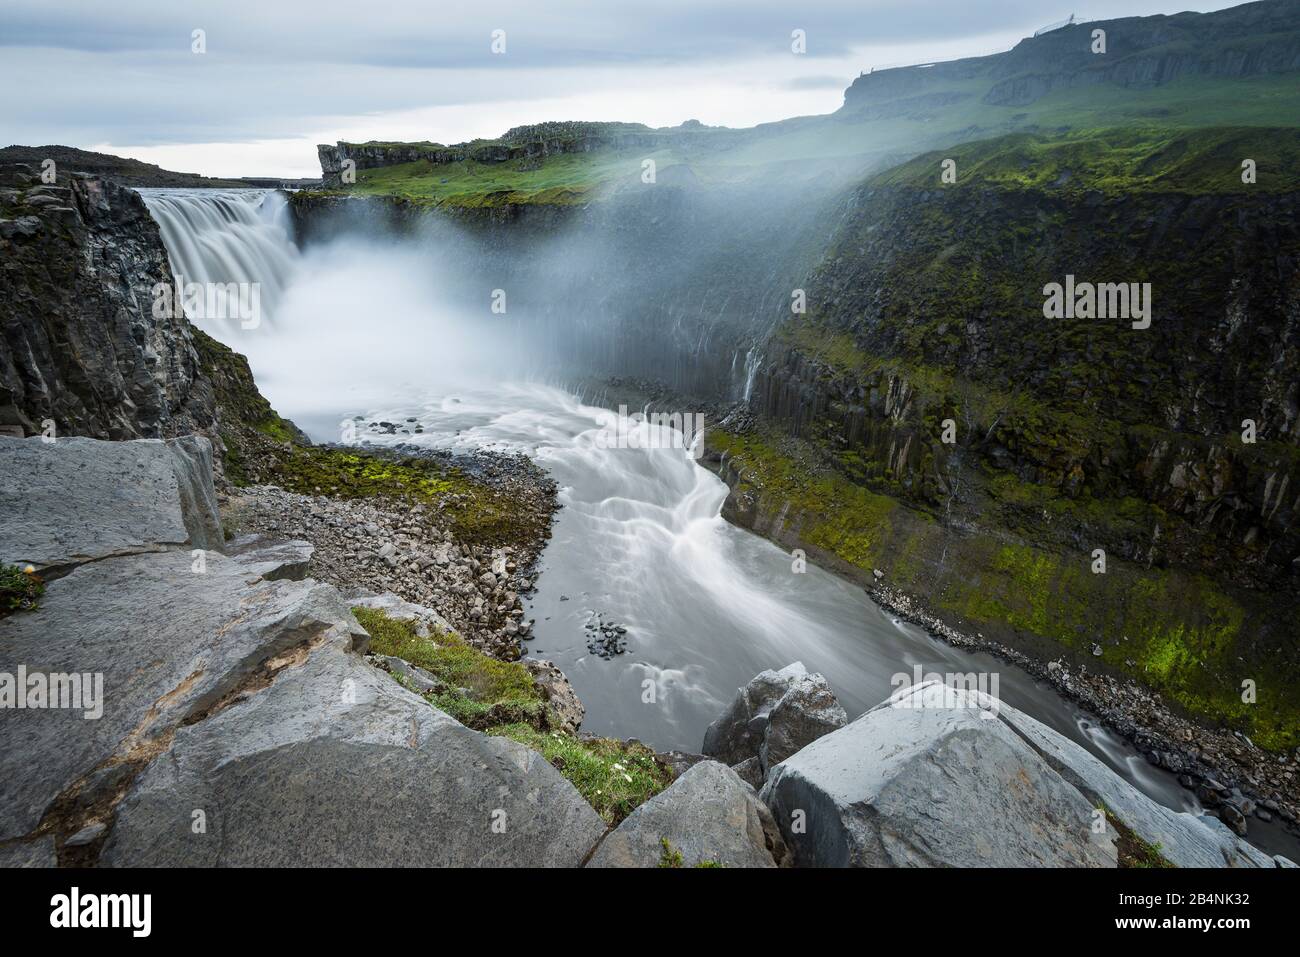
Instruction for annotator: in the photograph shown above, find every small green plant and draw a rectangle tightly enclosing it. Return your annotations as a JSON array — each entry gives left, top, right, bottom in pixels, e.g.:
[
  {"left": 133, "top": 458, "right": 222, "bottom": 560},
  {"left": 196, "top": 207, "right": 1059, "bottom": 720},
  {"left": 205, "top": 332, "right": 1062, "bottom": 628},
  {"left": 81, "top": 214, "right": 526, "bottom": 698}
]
[
  {"left": 658, "top": 838, "right": 684, "bottom": 868},
  {"left": 352, "top": 607, "right": 545, "bottom": 728},
  {"left": 489, "top": 723, "right": 673, "bottom": 824},
  {"left": 1101, "top": 807, "right": 1176, "bottom": 868},
  {"left": 0, "top": 563, "right": 44, "bottom": 615}
]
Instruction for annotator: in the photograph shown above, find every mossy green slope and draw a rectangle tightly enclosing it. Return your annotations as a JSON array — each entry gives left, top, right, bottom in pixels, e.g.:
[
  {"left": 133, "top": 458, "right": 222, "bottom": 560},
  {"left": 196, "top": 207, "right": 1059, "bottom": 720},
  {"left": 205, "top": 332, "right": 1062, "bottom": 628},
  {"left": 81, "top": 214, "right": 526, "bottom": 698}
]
[{"left": 351, "top": 607, "right": 672, "bottom": 823}]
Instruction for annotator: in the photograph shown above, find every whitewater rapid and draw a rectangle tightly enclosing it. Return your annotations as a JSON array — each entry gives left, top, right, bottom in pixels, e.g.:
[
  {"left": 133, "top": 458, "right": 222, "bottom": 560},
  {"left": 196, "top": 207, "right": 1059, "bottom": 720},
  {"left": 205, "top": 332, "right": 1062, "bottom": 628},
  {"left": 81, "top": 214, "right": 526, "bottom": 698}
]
[{"left": 138, "top": 188, "right": 1300, "bottom": 858}]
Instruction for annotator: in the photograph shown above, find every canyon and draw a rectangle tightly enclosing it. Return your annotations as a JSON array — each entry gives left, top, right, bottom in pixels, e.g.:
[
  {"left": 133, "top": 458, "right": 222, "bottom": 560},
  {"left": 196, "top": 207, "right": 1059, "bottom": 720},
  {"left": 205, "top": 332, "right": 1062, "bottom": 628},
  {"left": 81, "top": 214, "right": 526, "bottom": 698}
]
[{"left": 3, "top": 0, "right": 1300, "bottom": 869}]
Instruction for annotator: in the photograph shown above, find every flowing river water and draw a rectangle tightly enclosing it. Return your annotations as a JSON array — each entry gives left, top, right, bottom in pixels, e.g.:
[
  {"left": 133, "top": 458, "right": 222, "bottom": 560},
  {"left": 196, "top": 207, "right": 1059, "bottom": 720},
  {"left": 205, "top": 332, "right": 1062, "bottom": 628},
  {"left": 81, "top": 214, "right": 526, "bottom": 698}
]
[{"left": 141, "top": 188, "right": 1299, "bottom": 859}]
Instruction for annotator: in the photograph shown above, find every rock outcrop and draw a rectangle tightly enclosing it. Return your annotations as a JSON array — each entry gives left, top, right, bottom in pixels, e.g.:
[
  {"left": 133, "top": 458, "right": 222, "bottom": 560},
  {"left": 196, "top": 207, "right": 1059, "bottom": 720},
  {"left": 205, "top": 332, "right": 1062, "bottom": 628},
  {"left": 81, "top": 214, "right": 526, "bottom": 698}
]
[
  {"left": 588, "top": 761, "right": 788, "bottom": 868},
  {"left": 0, "top": 435, "right": 223, "bottom": 574},
  {"left": 702, "top": 662, "right": 847, "bottom": 784},
  {"left": 0, "top": 434, "right": 605, "bottom": 866},
  {"left": 0, "top": 165, "right": 218, "bottom": 440},
  {"left": 760, "top": 679, "right": 1282, "bottom": 868},
  {"left": 992, "top": 697, "right": 1277, "bottom": 868},
  {"left": 761, "top": 681, "right": 1118, "bottom": 867}
]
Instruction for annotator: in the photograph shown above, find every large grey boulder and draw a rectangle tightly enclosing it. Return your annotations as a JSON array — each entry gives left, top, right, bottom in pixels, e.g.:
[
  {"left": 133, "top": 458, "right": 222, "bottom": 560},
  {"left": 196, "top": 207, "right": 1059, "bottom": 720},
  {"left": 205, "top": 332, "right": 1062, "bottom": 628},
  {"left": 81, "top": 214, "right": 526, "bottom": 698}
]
[
  {"left": 0, "top": 547, "right": 368, "bottom": 844},
  {"left": 993, "top": 699, "right": 1276, "bottom": 868},
  {"left": 761, "top": 682, "right": 1118, "bottom": 867},
  {"left": 588, "top": 761, "right": 787, "bottom": 868},
  {"left": 0, "top": 435, "right": 223, "bottom": 572},
  {"left": 101, "top": 624, "right": 606, "bottom": 867},
  {"left": 702, "top": 662, "right": 847, "bottom": 781},
  {"left": 1, "top": 540, "right": 605, "bottom": 866}
]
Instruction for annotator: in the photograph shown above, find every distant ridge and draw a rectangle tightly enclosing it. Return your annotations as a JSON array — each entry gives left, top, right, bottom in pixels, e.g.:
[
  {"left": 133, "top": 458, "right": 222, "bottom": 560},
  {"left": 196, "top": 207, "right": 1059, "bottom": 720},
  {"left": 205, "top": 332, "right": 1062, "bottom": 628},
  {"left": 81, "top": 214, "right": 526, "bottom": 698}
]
[{"left": 0, "top": 145, "right": 266, "bottom": 188}]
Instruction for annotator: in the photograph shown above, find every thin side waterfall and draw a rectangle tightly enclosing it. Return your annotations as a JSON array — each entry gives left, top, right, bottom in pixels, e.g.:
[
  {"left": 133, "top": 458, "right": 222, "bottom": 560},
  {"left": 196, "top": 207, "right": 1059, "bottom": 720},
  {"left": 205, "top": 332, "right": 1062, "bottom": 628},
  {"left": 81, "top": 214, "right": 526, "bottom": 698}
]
[{"left": 139, "top": 189, "right": 299, "bottom": 334}]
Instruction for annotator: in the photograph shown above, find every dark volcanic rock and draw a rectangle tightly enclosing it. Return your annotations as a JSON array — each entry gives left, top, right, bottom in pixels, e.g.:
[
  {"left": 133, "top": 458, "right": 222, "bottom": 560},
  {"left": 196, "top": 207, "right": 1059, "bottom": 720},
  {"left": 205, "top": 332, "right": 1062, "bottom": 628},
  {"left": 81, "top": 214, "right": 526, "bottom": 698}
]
[{"left": 0, "top": 168, "right": 217, "bottom": 440}]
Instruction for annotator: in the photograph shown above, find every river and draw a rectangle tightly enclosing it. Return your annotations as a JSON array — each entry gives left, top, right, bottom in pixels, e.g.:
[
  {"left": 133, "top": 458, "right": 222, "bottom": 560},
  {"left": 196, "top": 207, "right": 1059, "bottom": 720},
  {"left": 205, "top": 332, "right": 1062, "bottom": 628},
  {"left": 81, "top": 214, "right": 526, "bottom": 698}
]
[{"left": 141, "top": 187, "right": 1299, "bottom": 859}]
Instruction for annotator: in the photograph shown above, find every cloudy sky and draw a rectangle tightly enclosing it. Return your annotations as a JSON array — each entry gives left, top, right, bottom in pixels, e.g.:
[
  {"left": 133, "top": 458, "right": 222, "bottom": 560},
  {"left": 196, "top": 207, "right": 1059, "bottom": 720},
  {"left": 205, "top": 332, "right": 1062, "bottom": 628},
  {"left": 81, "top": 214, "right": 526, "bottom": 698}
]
[{"left": 1, "top": 0, "right": 1237, "bottom": 177}]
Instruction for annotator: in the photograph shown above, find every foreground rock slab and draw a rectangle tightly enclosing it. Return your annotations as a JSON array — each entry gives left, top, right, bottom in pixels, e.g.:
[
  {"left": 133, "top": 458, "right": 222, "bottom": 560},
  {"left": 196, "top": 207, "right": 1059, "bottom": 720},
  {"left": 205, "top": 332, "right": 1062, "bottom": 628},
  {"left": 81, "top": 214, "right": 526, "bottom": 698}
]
[
  {"left": 589, "top": 761, "right": 787, "bottom": 868},
  {"left": 102, "top": 626, "right": 605, "bottom": 867},
  {"left": 761, "top": 682, "right": 1119, "bottom": 867},
  {"left": 0, "top": 429, "right": 607, "bottom": 866},
  {"left": 994, "top": 699, "right": 1279, "bottom": 868},
  {"left": 0, "top": 435, "right": 222, "bottom": 572},
  {"left": 0, "top": 547, "right": 366, "bottom": 845}
]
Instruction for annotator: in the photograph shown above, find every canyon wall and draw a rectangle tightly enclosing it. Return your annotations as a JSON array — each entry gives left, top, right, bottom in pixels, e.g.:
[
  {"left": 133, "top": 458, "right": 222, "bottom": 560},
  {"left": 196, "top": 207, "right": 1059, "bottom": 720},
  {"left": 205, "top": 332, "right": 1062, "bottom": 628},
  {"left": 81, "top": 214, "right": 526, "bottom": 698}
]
[{"left": 0, "top": 164, "right": 218, "bottom": 440}]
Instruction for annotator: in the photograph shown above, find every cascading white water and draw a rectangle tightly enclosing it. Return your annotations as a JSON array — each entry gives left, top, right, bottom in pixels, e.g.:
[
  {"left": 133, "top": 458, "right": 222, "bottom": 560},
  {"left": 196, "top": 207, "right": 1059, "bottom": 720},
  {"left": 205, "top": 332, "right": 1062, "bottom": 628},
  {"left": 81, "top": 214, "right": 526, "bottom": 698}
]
[
  {"left": 139, "top": 189, "right": 299, "bottom": 335},
  {"left": 141, "top": 189, "right": 1300, "bottom": 858}
]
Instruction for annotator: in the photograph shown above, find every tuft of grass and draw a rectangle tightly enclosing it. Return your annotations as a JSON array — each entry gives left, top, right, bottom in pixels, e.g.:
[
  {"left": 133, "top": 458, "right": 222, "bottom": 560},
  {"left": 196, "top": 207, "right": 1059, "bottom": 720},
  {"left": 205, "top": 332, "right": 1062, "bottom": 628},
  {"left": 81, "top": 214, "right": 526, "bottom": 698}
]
[
  {"left": 656, "top": 838, "right": 723, "bottom": 868},
  {"left": 1103, "top": 808, "right": 1176, "bottom": 868},
  {"left": 0, "top": 563, "right": 43, "bottom": 616},
  {"left": 658, "top": 838, "right": 684, "bottom": 868},
  {"left": 352, "top": 607, "right": 544, "bottom": 729},
  {"left": 487, "top": 723, "right": 672, "bottom": 824}
]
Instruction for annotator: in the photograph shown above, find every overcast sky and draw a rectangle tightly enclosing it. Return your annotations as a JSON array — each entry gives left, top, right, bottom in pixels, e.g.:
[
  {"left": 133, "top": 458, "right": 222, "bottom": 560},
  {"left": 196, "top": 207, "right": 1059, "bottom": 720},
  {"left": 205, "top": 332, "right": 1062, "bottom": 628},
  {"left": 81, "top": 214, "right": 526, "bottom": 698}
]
[{"left": 0, "top": 0, "right": 1238, "bottom": 177}]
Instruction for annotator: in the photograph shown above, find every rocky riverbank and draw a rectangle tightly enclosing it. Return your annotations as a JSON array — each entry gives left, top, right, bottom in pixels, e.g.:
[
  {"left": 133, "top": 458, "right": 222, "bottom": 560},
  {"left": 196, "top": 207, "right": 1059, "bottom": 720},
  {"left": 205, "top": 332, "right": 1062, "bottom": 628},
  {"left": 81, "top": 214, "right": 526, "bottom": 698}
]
[
  {"left": 3, "top": 430, "right": 1294, "bottom": 867},
  {"left": 222, "top": 441, "right": 557, "bottom": 662},
  {"left": 580, "top": 374, "right": 1300, "bottom": 846}
]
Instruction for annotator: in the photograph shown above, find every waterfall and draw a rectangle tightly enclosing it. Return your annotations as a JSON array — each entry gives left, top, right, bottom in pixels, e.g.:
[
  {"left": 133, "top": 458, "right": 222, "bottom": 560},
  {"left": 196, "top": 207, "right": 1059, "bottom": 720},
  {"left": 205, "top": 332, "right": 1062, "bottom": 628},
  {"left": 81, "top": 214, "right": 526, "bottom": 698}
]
[{"left": 138, "top": 189, "right": 299, "bottom": 335}]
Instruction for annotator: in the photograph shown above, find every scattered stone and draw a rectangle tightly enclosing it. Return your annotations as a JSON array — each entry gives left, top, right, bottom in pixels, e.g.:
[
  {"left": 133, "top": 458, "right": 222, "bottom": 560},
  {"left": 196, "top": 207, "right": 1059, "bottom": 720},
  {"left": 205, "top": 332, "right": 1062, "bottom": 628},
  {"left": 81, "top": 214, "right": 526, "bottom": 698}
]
[
  {"left": 584, "top": 612, "right": 629, "bottom": 658},
  {"left": 63, "top": 822, "right": 106, "bottom": 847}
]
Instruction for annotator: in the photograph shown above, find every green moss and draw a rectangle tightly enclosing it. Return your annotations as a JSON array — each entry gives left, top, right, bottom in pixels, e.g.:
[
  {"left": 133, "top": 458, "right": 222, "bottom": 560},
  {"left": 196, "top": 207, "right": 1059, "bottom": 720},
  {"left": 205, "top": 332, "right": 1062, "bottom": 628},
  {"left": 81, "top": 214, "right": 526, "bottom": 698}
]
[
  {"left": 352, "top": 607, "right": 543, "bottom": 729},
  {"left": 711, "top": 424, "right": 1300, "bottom": 750},
  {"left": 872, "top": 126, "right": 1300, "bottom": 195},
  {"left": 275, "top": 446, "right": 538, "bottom": 547},
  {"left": 0, "top": 563, "right": 43, "bottom": 616},
  {"left": 1103, "top": 808, "right": 1176, "bottom": 868},
  {"left": 488, "top": 723, "right": 672, "bottom": 825},
  {"left": 658, "top": 838, "right": 684, "bottom": 868}
]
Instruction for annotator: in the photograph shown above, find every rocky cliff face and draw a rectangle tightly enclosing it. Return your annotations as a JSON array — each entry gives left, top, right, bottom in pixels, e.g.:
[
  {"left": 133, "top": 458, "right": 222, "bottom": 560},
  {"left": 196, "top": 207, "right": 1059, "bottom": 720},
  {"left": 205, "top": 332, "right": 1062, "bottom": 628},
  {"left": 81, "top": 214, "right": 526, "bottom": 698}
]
[
  {"left": 759, "top": 174, "right": 1300, "bottom": 589},
  {"left": 317, "top": 123, "right": 709, "bottom": 188},
  {"left": 717, "top": 129, "right": 1300, "bottom": 751},
  {"left": 0, "top": 164, "right": 218, "bottom": 440}
]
